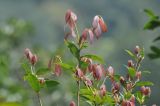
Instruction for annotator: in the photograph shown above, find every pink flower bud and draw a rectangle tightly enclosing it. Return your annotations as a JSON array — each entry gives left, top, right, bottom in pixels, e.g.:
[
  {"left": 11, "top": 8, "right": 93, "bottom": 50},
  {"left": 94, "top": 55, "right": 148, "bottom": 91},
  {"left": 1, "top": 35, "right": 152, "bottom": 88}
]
[
  {"left": 112, "top": 82, "right": 120, "bottom": 94},
  {"left": 88, "top": 29, "right": 94, "bottom": 44},
  {"left": 92, "top": 15, "right": 107, "bottom": 39},
  {"left": 31, "top": 54, "right": 38, "bottom": 65},
  {"left": 65, "top": 10, "right": 77, "bottom": 28},
  {"left": 69, "top": 101, "right": 76, "bottom": 106},
  {"left": 54, "top": 64, "right": 62, "bottom": 76},
  {"left": 107, "top": 66, "right": 114, "bottom": 77},
  {"left": 136, "top": 71, "right": 141, "bottom": 80},
  {"left": 120, "top": 76, "right": 126, "bottom": 85},
  {"left": 126, "top": 83, "right": 133, "bottom": 91},
  {"left": 92, "top": 64, "right": 103, "bottom": 80},
  {"left": 75, "top": 67, "right": 84, "bottom": 78},
  {"left": 84, "top": 77, "right": 93, "bottom": 87},
  {"left": 99, "top": 84, "right": 106, "bottom": 97},
  {"left": 134, "top": 45, "right": 140, "bottom": 54},
  {"left": 128, "top": 60, "right": 134, "bottom": 67},
  {"left": 24, "top": 48, "right": 33, "bottom": 60},
  {"left": 140, "top": 86, "right": 151, "bottom": 96}
]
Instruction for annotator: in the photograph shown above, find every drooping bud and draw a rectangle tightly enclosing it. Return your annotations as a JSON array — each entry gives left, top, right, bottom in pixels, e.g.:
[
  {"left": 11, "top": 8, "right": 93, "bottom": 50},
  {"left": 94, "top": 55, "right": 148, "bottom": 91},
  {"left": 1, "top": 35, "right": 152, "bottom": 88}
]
[
  {"left": 107, "top": 66, "right": 114, "bottom": 77},
  {"left": 136, "top": 71, "right": 141, "bottom": 80},
  {"left": 99, "top": 84, "right": 107, "bottom": 97},
  {"left": 134, "top": 45, "right": 140, "bottom": 54},
  {"left": 120, "top": 76, "right": 126, "bottom": 86},
  {"left": 112, "top": 82, "right": 120, "bottom": 94},
  {"left": 69, "top": 101, "right": 76, "bottom": 106},
  {"left": 128, "top": 60, "right": 134, "bottom": 67},
  {"left": 24, "top": 48, "right": 33, "bottom": 61},
  {"left": 92, "top": 15, "right": 107, "bottom": 39},
  {"left": 126, "top": 83, "right": 133, "bottom": 91},
  {"left": 84, "top": 77, "right": 93, "bottom": 87},
  {"left": 140, "top": 86, "right": 151, "bottom": 96},
  {"left": 31, "top": 54, "right": 38, "bottom": 65},
  {"left": 92, "top": 64, "right": 103, "bottom": 80},
  {"left": 54, "top": 64, "right": 62, "bottom": 76},
  {"left": 75, "top": 67, "right": 84, "bottom": 79}
]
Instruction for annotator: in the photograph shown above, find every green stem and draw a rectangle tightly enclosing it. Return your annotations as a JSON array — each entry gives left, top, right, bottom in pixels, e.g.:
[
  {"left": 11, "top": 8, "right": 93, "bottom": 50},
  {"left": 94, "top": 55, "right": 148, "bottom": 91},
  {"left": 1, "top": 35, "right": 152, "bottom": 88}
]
[
  {"left": 37, "top": 92, "right": 42, "bottom": 106},
  {"left": 77, "top": 80, "right": 80, "bottom": 106}
]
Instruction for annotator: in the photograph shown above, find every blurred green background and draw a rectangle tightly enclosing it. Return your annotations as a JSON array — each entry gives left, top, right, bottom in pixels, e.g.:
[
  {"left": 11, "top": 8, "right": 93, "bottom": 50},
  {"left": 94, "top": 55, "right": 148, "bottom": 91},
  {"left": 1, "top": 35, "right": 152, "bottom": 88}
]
[{"left": 0, "top": 0, "right": 160, "bottom": 106}]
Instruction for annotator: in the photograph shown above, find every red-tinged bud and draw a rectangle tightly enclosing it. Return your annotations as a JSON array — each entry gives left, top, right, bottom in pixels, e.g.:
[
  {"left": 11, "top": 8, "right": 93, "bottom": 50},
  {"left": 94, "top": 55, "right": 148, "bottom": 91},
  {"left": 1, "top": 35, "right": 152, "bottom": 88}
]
[
  {"left": 75, "top": 67, "right": 84, "bottom": 79},
  {"left": 99, "top": 84, "right": 106, "bottom": 97},
  {"left": 65, "top": 10, "right": 77, "bottom": 28},
  {"left": 92, "top": 64, "right": 103, "bottom": 80},
  {"left": 69, "top": 101, "right": 76, "bottom": 106},
  {"left": 92, "top": 15, "right": 107, "bottom": 39},
  {"left": 130, "top": 95, "right": 135, "bottom": 104},
  {"left": 107, "top": 66, "right": 114, "bottom": 77},
  {"left": 136, "top": 71, "right": 141, "bottom": 80},
  {"left": 99, "top": 17, "right": 107, "bottom": 32},
  {"left": 128, "top": 60, "right": 134, "bottom": 67},
  {"left": 38, "top": 77, "right": 45, "bottom": 84},
  {"left": 140, "top": 86, "right": 151, "bottom": 96},
  {"left": 120, "top": 76, "right": 126, "bottom": 85},
  {"left": 112, "top": 82, "right": 120, "bottom": 94},
  {"left": 84, "top": 77, "right": 93, "bottom": 87},
  {"left": 24, "top": 48, "right": 33, "bottom": 60},
  {"left": 88, "top": 29, "right": 94, "bottom": 44},
  {"left": 54, "top": 64, "right": 62, "bottom": 76},
  {"left": 126, "top": 83, "right": 133, "bottom": 91},
  {"left": 122, "top": 100, "right": 134, "bottom": 106},
  {"left": 80, "top": 29, "right": 88, "bottom": 42},
  {"left": 134, "top": 45, "right": 140, "bottom": 54},
  {"left": 31, "top": 54, "right": 38, "bottom": 65}
]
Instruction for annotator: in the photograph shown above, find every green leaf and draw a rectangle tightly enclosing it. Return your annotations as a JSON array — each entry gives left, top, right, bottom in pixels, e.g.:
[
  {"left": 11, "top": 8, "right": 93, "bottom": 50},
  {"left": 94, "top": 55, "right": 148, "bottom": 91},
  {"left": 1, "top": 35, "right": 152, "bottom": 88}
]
[
  {"left": 150, "top": 46, "right": 160, "bottom": 54},
  {"left": 125, "top": 49, "right": 137, "bottom": 60},
  {"left": 144, "top": 19, "right": 160, "bottom": 30},
  {"left": 45, "top": 80, "right": 59, "bottom": 88},
  {"left": 82, "top": 54, "right": 105, "bottom": 64},
  {"left": 153, "top": 36, "right": 160, "bottom": 42},
  {"left": 136, "top": 81, "right": 154, "bottom": 86},
  {"left": 148, "top": 46, "right": 160, "bottom": 59},
  {"left": 128, "top": 67, "right": 136, "bottom": 78},
  {"left": 144, "top": 9, "right": 156, "bottom": 18},
  {"left": 36, "top": 68, "right": 50, "bottom": 75},
  {"left": 0, "top": 102, "right": 21, "bottom": 106},
  {"left": 59, "top": 62, "right": 74, "bottom": 71},
  {"left": 113, "top": 74, "right": 121, "bottom": 82},
  {"left": 80, "top": 61, "right": 89, "bottom": 70},
  {"left": 135, "top": 91, "right": 145, "bottom": 104},
  {"left": 21, "top": 63, "right": 31, "bottom": 74},
  {"left": 140, "top": 47, "right": 145, "bottom": 58},
  {"left": 142, "top": 70, "right": 151, "bottom": 74},
  {"left": 65, "top": 41, "right": 80, "bottom": 59},
  {"left": 25, "top": 74, "right": 40, "bottom": 92}
]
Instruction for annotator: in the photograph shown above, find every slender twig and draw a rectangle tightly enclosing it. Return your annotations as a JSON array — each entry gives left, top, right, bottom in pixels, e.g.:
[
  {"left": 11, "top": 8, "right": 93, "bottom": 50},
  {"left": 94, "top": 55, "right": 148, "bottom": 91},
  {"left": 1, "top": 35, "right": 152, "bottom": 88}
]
[
  {"left": 37, "top": 92, "right": 42, "bottom": 106},
  {"left": 77, "top": 80, "right": 80, "bottom": 106}
]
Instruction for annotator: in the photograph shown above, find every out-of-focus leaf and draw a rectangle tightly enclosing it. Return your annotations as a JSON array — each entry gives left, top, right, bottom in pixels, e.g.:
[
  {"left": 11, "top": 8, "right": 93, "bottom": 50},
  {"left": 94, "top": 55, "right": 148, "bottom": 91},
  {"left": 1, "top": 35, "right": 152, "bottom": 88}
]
[
  {"left": 144, "top": 9, "right": 157, "bottom": 18},
  {"left": 148, "top": 46, "right": 160, "bottom": 59},
  {"left": 113, "top": 74, "right": 121, "bottom": 82},
  {"left": 125, "top": 49, "right": 137, "bottom": 60},
  {"left": 36, "top": 68, "right": 50, "bottom": 75},
  {"left": 21, "top": 63, "right": 31, "bottom": 74},
  {"left": 136, "top": 81, "right": 154, "bottom": 86},
  {"left": 153, "top": 36, "right": 160, "bottom": 42},
  {"left": 59, "top": 62, "right": 74, "bottom": 71},
  {"left": 142, "top": 70, "right": 151, "bottom": 75},
  {"left": 45, "top": 80, "right": 59, "bottom": 88},
  {"left": 80, "top": 61, "right": 89, "bottom": 70},
  {"left": 25, "top": 74, "right": 40, "bottom": 92},
  {"left": 65, "top": 41, "right": 80, "bottom": 59},
  {"left": 82, "top": 54, "right": 105, "bottom": 64},
  {"left": 144, "top": 19, "right": 160, "bottom": 30},
  {"left": 0, "top": 102, "right": 21, "bottom": 106},
  {"left": 128, "top": 67, "right": 136, "bottom": 78}
]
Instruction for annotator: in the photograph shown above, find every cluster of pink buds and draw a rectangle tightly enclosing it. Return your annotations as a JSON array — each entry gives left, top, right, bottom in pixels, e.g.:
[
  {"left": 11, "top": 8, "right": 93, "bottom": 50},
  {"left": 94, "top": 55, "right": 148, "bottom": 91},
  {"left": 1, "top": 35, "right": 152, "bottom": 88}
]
[
  {"left": 140, "top": 86, "right": 151, "bottom": 96},
  {"left": 99, "top": 84, "right": 107, "bottom": 97},
  {"left": 69, "top": 101, "right": 76, "bottom": 106},
  {"left": 24, "top": 48, "right": 38, "bottom": 65},
  {"left": 122, "top": 95, "right": 135, "bottom": 106},
  {"left": 65, "top": 10, "right": 107, "bottom": 44}
]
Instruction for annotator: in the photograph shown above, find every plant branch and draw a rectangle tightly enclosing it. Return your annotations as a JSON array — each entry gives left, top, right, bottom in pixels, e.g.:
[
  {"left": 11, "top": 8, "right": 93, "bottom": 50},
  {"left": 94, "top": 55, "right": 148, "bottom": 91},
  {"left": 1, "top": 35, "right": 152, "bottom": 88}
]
[{"left": 37, "top": 92, "right": 42, "bottom": 106}]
